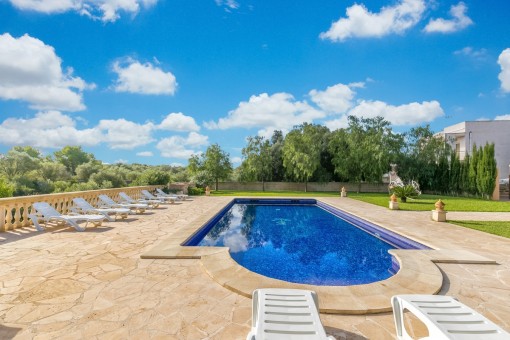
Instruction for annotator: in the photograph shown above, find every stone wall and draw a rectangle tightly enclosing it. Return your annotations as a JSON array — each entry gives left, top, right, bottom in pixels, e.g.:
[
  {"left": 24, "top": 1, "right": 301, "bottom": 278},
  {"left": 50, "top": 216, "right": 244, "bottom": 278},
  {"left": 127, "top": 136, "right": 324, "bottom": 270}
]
[{"left": 217, "top": 181, "right": 388, "bottom": 193}]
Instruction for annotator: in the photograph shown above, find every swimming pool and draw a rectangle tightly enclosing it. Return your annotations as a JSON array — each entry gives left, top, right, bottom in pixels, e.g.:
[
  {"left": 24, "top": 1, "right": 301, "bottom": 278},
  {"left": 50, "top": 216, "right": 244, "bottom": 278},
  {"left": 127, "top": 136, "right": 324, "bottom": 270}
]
[{"left": 184, "top": 199, "right": 429, "bottom": 286}]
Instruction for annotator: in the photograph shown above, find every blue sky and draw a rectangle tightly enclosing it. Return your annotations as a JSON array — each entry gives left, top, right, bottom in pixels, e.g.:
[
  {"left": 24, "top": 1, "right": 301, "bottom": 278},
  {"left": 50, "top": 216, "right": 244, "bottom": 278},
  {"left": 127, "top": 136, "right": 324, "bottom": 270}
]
[{"left": 1, "top": 0, "right": 509, "bottom": 166}]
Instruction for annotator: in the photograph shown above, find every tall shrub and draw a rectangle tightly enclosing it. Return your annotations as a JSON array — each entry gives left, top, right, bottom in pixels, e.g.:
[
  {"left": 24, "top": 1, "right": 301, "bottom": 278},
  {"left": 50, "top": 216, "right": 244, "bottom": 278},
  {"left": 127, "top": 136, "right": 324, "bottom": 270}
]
[{"left": 468, "top": 144, "right": 479, "bottom": 195}]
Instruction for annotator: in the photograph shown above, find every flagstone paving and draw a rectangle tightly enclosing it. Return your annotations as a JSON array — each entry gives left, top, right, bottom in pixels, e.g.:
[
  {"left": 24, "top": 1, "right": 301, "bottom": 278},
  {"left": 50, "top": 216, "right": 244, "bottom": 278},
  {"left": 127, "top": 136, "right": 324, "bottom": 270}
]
[{"left": 1, "top": 196, "right": 509, "bottom": 339}]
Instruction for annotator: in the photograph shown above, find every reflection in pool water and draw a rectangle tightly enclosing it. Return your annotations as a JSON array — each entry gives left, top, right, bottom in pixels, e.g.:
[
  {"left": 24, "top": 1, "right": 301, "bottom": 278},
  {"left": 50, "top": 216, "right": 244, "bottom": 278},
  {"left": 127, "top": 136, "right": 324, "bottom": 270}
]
[{"left": 196, "top": 203, "right": 396, "bottom": 285}]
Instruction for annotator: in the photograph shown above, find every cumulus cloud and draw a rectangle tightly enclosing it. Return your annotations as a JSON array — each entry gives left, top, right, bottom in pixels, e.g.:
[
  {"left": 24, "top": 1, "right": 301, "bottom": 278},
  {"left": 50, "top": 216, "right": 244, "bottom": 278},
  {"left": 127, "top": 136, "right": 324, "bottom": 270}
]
[
  {"left": 136, "top": 151, "right": 153, "bottom": 156},
  {"left": 454, "top": 46, "right": 488, "bottom": 61},
  {"left": 424, "top": 2, "right": 473, "bottom": 33},
  {"left": 112, "top": 59, "right": 177, "bottom": 95},
  {"left": 158, "top": 112, "right": 200, "bottom": 131},
  {"left": 96, "top": 118, "right": 155, "bottom": 149},
  {"left": 0, "top": 111, "right": 101, "bottom": 148},
  {"left": 495, "top": 114, "right": 510, "bottom": 120},
  {"left": 156, "top": 132, "right": 209, "bottom": 159},
  {"left": 347, "top": 100, "right": 444, "bottom": 126},
  {"left": 8, "top": 0, "right": 156, "bottom": 22},
  {"left": 320, "top": 0, "right": 426, "bottom": 42},
  {"left": 498, "top": 48, "right": 510, "bottom": 93},
  {"left": 309, "top": 83, "right": 358, "bottom": 113},
  {"left": 0, "top": 33, "right": 93, "bottom": 111},
  {"left": 204, "top": 92, "right": 325, "bottom": 137}
]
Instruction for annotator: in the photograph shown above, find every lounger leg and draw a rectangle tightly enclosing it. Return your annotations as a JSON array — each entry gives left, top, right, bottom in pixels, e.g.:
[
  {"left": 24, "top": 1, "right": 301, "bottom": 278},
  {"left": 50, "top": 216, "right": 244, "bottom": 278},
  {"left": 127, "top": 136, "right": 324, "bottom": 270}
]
[
  {"left": 68, "top": 219, "right": 86, "bottom": 232},
  {"left": 28, "top": 214, "right": 45, "bottom": 231}
]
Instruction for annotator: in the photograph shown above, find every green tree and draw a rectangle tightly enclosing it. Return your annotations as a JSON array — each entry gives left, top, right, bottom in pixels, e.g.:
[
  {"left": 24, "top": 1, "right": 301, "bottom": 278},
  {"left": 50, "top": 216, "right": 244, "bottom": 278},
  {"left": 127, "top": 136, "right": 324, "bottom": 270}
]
[
  {"left": 282, "top": 123, "right": 327, "bottom": 190},
  {"left": 240, "top": 136, "right": 272, "bottom": 187},
  {"left": 54, "top": 146, "right": 94, "bottom": 174},
  {"left": 330, "top": 116, "right": 403, "bottom": 190},
  {"left": 399, "top": 125, "right": 445, "bottom": 191},
  {"left": 187, "top": 144, "right": 233, "bottom": 190},
  {"left": 75, "top": 161, "right": 102, "bottom": 182},
  {"left": 468, "top": 144, "right": 479, "bottom": 195},
  {"left": 134, "top": 168, "right": 171, "bottom": 185},
  {"left": 0, "top": 176, "right": 14, "bottom": 197},
  {"left": 477, "top": 143, "right": 497, "bottom": 199},
  {"left": 0, "top": 148, "right": 41, "bottom": 178},
  {"left": 270, "top": 130, "right": 285, "bottom": 181},
  {"left": 40, "top": 161, "right": 71, "bottom": 182},
  {"left": 449, "top": 152, "right": 461, "bottom": 195}
]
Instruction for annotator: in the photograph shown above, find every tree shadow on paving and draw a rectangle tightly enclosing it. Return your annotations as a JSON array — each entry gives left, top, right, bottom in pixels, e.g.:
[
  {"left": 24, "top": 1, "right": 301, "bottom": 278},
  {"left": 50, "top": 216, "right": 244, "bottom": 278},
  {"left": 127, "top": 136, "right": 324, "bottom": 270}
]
[{"left": 325, "top": 327, "right": 369, "bottom": 339}]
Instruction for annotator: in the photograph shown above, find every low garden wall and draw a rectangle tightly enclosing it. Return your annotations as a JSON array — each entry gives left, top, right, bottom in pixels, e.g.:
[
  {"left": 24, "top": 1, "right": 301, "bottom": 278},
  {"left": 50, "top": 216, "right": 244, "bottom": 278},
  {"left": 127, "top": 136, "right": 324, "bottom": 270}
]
[
  {"left": 0, "top": 185, "right": 164, "bottom": 232},
  {"left": 216, "top": 181, "right": 389, "bottom": 193}
]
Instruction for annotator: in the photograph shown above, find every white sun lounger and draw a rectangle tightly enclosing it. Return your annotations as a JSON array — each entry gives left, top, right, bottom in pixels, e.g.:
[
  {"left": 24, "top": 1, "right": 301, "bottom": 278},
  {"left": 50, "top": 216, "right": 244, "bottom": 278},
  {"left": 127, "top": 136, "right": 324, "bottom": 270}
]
[
  {"left": 141, "top": 189, "right": 175, "bottom": 204},
  {"left": 119, "top": 192, "right": 160, "bottom": 209},
  {"left": 246, "top": 288, "right": 335, "bottom": 340},
  {"left": 72, "top": 197, "right": 131, "bottom": 221},
  {"left": 29, "top": 202, "right": 106, "bottom": 232},
  {"left": 98, "top": 194, "right": 148, "bottom": 214},
  {"left": 156, "top": 188, "right": 189, "bottom": 201},
  {"left": 392, "top": 294, "right": 510, "bottom": 340}
]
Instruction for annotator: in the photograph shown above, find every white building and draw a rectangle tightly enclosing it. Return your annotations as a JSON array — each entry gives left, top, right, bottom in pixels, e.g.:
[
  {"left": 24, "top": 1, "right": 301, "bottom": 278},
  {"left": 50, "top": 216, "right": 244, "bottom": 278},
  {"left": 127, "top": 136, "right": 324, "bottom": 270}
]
[{"left": 437, "top": 120, "right": 510, "bottom": 181}]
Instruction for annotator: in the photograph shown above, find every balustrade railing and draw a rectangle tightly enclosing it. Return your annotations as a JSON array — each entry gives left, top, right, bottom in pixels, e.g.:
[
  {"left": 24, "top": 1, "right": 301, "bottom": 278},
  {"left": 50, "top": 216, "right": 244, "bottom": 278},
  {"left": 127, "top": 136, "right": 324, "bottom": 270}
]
[{"left": 0, "top": 185, "right": 164, "bottom": 232}]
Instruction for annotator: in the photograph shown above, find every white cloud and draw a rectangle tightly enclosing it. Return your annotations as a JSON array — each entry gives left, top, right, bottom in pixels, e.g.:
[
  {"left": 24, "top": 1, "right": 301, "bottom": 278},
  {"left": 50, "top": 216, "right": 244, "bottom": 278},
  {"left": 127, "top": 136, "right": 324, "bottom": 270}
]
[
  {"left": 215, "top": 0, "right": 239, "bottom": 10},
  {"left": 112, "top": 59, "right": 177, "bottom": 95},
  {"left": 0, "top": 111, "right": 101, "bottom": 148},
  {"left": 205, "top": 92, "right": 325, "bottom": 136},
  {"left": 347, "top": 100, "right": 444, "bottom": 126},
  {"left": 114, "top": 159, "right": 129, "bottom": 164},
  {"left": 136, "top": 151, "right": 153, "bottom": 157},
  {"left": 324, "top": 115, "right": 350, "bottom": 131},
  {"left": 498, "top": 48, "right": 510, "bottom": 93},
  {"left": 320, "top": 0, "right": 426, "bottom": 42},
  {"left": 231, "top": 156, "right": 242, "bottom": 165},
  {"left": 156, "top": 132, "right": 209, "bottom": 159},
  {"left": 0, "top": 33, "right": 93, "bottom": 111},
  {"left": 454, "top": 47, "right": 488, "bottom": 60},
  {"left": 424, "top": 2, "right": 473, "bottom": 33},
  {"left": 158, "top": 112, "right": 200, "bottom": 132},
  {"left": 9, "top": 0, "right": 156, "bottom": 22},
  {"left": 97, "top": 118, "right": 155, "bottom": 149},
  {"left": 495, "top": 114, "right": 510, "bottom": 121},
  {"left": 309, "top": 83, "right": 358, "bottom": 113}
]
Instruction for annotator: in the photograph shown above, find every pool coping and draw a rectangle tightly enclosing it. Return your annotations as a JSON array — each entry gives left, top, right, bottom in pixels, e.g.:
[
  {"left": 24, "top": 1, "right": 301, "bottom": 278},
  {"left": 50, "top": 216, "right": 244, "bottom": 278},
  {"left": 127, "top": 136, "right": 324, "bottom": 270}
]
[{"left": 141, "top": 197, "right": 497, "bottom": 314}]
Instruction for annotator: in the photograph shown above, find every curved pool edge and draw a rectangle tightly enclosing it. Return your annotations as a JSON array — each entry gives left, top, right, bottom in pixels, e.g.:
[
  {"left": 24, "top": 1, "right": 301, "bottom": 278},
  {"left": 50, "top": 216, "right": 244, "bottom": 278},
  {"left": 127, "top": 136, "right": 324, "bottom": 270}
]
[
  {"left": 199, "top": 248, "right": 444, "bottom": 314},
  {"left": 140, "top": 196, "right": 498, "bottom": 315}
]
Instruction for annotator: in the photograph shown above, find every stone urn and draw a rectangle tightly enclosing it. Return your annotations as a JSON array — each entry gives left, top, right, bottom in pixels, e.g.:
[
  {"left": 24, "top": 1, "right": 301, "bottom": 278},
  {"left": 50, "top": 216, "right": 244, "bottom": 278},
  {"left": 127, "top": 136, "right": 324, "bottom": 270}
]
[
  {"left": 389, "top": 193, "right": 399, "bottom": 210},
  {"left": 432, "top": 199, "right": 447, "bottom": 222},
  {"left": 340, "top": 186, "right": 347, "bottom": 197},
  {"left": 434, "top": 199, "right": 445, "bottom": 211}
]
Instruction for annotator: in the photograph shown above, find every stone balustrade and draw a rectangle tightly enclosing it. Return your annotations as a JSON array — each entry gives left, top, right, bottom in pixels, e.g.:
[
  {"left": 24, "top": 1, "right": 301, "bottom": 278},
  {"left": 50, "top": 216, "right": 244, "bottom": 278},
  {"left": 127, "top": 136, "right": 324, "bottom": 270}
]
[{"left": 0, "top": 185, "right": 164, "bottom": 232}]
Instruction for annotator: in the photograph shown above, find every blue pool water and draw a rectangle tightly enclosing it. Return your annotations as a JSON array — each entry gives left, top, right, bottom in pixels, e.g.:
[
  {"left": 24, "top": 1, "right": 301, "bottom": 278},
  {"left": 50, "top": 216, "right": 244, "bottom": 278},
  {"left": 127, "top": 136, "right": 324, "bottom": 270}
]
[{"left": 184, "top": 199, "right": 428, "bottom": 286}]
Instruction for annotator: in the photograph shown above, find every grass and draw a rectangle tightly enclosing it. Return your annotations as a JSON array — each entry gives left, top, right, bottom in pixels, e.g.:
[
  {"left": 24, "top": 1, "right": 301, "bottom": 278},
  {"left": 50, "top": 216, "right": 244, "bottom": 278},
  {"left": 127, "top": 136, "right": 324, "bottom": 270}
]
[
  {"left": 449, "top": 220, "right": 510, "bottom": 239},
  {"left": 347, "top": 192, "right": 510, "bottom": 212},
  {"left": 210, "top": 190, "right": 510, "bottom": 212}
]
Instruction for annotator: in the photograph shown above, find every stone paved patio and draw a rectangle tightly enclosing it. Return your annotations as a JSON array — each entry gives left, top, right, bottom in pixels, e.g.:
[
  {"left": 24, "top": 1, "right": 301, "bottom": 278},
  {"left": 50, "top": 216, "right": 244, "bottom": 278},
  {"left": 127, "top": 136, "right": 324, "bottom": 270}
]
[{"left": 1, "top": 196, "right": 509, "bottom": 339}]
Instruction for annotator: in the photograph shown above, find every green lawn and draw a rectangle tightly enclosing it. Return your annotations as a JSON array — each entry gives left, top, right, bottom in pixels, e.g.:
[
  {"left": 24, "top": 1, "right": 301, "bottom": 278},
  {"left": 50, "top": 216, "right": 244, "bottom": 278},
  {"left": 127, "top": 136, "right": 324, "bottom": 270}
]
[
  {"left": 210, "top": 190, "right": 510, "bottom": 212},
  {"left": 449, "top": 220, "right": 510, "bottom": 239},
  {"left": 347, "top": 192, "right": 510, "bottom": 212}
]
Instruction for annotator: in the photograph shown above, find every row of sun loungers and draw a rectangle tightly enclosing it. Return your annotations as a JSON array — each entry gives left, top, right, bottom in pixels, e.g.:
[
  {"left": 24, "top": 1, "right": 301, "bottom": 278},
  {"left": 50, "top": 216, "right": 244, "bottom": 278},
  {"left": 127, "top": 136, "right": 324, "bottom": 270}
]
[
  {"left": 29, "top": 190, "right": 190, "bottom": 232},
  {"left": 247, "top": 289, "right": 510, "bottom": 339}
]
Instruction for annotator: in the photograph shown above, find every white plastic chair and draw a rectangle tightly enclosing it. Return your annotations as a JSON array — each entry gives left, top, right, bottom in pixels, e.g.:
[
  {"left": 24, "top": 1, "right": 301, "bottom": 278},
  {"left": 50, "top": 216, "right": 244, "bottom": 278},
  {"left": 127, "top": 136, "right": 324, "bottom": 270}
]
[
  {"left": 119, "top": 192, "right": 160, "bottom": 209},
  {"left": 72, "top": 197, "right": 131, "bottom": 221},
  {"left": 29, "top": 202, "right": 106, "bottom": 232},
  {"left": 98, "top": 194, "right": 148, "bottom": 214},
  {"left": 156, "top": 188, "right": 189, "bottom": 201},
  {"left": 141, "top": 190, "right": 175, "bottom": 204},
  {"left": 392, "top": 294, "right": 510, "bottom": 339},
  {"left": 246, "top": 288, "right": 335, "bottom": 340}
]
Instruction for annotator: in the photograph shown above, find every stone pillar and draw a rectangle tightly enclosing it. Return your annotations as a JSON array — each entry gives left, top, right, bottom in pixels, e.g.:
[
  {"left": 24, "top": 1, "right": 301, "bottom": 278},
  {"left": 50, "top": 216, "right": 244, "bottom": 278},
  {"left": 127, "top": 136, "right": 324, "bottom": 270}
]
[
  {"left": 389, "top": 193, "right": 399, "bottom": 210},
  {"left": 432, "top": 199, "right": 447, "bottom": 222},
  {"left": 205, "top": 186, "right": 210, "bottom": 196}
]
